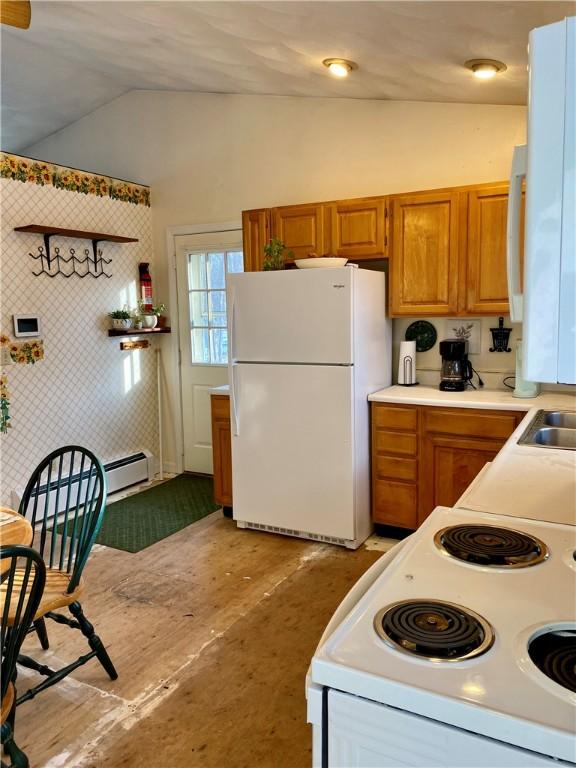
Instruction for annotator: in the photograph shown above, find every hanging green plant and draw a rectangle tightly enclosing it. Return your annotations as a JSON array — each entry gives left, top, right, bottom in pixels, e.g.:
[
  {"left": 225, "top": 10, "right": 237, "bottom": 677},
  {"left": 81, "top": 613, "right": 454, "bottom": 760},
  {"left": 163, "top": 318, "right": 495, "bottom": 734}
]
[
  {"left": 1, "top": 374, "right": 11, "bottom": 434},
  {"left": 263, "top": 238, "right": 294, "bottom": 271}
]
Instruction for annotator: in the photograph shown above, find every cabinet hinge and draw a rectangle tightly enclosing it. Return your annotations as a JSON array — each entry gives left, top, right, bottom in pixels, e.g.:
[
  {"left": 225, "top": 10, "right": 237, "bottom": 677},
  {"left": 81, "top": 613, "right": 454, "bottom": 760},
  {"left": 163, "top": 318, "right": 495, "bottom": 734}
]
[{"left": 385, "top": 207, "right": 388, "bottom": 218}]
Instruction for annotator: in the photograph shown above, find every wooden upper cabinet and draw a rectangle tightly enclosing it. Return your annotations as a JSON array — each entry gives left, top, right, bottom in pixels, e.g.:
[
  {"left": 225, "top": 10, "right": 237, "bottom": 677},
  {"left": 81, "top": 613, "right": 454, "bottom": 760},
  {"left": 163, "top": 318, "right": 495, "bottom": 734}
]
[
  {"left": 271, "top": 203, "right": 325, "bottom": 259},
  {"left": 390, "top": 190, "right": 461, "bottom": 316},
  {"left": 464, "top": 184, "right": 524, "bottom": 315},
  {"left": 242, "top": 208, "right": 270, "bottom": 272},
  {"left": 328, "top": 197, "right": 387, "bottom": 258}
]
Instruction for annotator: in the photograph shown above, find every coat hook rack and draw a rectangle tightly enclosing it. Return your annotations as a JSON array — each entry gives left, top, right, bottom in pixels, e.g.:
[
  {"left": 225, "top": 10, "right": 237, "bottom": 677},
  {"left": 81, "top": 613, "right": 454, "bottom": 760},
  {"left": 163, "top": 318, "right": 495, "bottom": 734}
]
[{"left": 15, "top": 225, "right": 138, "bottom": 279}]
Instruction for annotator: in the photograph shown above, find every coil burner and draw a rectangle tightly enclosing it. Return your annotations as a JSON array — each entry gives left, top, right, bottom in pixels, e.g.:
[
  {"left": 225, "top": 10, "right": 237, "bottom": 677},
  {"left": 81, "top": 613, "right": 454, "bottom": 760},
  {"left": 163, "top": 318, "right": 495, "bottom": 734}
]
[
  {"left": 528, "top": 630, "right": 576, "bottom": 693},
  {"left": 434, "top": 525, "right": 548, "bottom": 568},
  {"left": 374, "top": 599, "right": 494, "bottom": 662}
]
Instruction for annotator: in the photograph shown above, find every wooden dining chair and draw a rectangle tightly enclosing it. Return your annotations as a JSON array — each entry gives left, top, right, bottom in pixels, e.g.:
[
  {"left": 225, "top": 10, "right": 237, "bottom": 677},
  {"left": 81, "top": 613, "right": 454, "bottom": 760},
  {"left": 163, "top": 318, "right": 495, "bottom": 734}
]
[
  {"left": 1, "top": 545, "right": 46, "bottom": 768},
  {"left": 15, "top": 446, "right": 118, "bottom": 705}
]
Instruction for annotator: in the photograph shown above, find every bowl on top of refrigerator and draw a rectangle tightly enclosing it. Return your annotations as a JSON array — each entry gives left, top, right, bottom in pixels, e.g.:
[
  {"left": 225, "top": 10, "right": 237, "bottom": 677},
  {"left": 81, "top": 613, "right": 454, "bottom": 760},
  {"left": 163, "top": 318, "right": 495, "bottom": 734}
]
[{"left": 295, "top": 253, "right": 348, "bottom": 269}]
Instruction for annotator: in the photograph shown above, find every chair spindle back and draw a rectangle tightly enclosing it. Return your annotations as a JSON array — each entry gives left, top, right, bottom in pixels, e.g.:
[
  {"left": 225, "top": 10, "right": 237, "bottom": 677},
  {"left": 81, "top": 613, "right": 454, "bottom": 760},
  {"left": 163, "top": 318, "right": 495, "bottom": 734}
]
[
  {"left": 1, "top": 546, "right": 46, "bottom": 705},
  {"left": 18, "top": 446, "right": 107, "bottom": 591}
]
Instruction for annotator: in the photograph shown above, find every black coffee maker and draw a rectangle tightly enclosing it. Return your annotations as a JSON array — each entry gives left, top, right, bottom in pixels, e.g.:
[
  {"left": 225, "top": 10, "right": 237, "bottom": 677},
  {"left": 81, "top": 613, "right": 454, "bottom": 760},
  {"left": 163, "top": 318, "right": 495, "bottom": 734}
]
[{"left": 439, "top": 339, "right": 473, "bottom": 391}]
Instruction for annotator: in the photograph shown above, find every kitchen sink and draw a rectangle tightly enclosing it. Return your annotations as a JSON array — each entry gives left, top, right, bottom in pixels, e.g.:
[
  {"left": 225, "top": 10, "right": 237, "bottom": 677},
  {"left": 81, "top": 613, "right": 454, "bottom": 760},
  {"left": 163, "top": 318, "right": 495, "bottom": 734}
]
[
  {"left": 544, "top": 411, "right": 576, "bottom": 429},
  {"left": 518, "top": 410, "right": 576, "bottom": 450},
  {"left": 531, "top": 427, "right": 576, "bottom": 449}
]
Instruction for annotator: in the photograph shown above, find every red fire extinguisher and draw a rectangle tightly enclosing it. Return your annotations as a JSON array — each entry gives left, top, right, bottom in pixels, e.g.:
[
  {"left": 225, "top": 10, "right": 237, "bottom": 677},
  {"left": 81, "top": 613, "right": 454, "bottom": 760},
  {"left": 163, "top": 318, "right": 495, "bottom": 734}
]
[{"left": 138, "top": 263, "right": 153, "bottom": 311}]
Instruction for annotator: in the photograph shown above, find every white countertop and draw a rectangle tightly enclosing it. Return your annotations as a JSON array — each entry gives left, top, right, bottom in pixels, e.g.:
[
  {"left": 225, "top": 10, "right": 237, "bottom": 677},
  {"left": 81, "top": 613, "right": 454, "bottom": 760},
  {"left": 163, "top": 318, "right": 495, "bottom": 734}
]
[
  {"left": 368, "top": 384, "right": 576, "bottom": 412},
  {"left": 210, "top": 384, "right": 230, "bottom": 394},
  {"left": 457, "top": 408, "right": 576, "bottom": 525}
]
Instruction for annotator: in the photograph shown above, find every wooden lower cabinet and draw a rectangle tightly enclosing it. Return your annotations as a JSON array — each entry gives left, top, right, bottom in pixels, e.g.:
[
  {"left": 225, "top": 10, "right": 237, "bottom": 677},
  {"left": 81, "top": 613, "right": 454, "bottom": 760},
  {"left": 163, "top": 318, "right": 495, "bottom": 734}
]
[
  {"left": 371, "top": 404, "right": 420, "bottom": 529},
  {"left": 371, "top": 403, "right": 523, "bottom": 529},
  {"left": 210, "top": 394, "right": 233, "bottom": 507}
]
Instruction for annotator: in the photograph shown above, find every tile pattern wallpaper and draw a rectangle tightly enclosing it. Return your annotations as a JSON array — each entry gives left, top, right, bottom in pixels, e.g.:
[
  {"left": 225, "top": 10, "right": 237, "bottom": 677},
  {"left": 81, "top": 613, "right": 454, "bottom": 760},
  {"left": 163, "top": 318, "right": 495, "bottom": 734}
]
[{"left": 0, "top": 165, "right": 158, "bottom": 504}]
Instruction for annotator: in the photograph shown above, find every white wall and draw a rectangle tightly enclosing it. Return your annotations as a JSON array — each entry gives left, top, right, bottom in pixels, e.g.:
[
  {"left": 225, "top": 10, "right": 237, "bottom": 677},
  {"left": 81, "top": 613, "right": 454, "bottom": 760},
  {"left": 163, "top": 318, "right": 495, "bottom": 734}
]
[{"left": 26, "top": 91, "right": 528, "bottom": 467}]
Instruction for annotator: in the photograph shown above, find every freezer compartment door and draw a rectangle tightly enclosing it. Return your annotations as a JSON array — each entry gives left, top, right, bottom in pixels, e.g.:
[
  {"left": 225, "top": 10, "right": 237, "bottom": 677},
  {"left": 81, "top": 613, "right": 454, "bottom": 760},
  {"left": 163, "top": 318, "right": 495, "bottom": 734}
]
[
  {"left": 228, "top": 269, "right": 353, "bottom": 364},
  {"left": 231, "top": 363, "right": 355, "bottom": 540}
]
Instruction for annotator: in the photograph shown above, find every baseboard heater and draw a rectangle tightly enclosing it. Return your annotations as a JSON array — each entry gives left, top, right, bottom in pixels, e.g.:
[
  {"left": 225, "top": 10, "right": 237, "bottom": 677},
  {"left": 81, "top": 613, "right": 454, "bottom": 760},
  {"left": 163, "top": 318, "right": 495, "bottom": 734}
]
[{"left": 11, "top": 450, "right": 154, "bottom": 521}]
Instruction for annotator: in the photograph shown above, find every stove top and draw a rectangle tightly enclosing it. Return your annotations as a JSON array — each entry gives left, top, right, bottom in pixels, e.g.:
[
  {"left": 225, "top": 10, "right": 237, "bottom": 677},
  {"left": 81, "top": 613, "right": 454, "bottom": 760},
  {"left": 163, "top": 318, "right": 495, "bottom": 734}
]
[
  {"left": 374, "top": 599, "right": 494, "bottom": 661},
  {"left": 312, "top": 506, "right": 576, "bottom": 763},
  {"left": 434, "top": 524, "right": 548, "bottom": 568},
  {"left": 529, "top": 629, "right": 576, "bottom": 694}
]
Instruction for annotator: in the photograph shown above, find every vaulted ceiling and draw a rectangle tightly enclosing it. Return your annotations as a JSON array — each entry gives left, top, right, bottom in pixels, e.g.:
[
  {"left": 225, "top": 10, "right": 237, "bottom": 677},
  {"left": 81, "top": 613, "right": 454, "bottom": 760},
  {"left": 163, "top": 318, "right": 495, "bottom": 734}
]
[{"left": 1, "top": 1, "right": 573, "bottom": 152}]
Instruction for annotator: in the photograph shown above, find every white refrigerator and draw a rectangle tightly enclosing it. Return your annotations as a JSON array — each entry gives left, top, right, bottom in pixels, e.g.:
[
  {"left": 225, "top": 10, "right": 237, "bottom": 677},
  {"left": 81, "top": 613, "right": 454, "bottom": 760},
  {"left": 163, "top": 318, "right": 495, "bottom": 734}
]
[{"left": 227, "top": 267, "right": 391, "bottom": 549}]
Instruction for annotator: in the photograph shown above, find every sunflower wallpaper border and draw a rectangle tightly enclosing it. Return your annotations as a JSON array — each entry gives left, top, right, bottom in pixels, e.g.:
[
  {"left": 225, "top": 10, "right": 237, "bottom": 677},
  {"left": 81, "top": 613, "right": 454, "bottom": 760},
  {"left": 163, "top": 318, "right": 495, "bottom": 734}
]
[{"left": 0, "top": 152, "right": 150, "bottom": 207}]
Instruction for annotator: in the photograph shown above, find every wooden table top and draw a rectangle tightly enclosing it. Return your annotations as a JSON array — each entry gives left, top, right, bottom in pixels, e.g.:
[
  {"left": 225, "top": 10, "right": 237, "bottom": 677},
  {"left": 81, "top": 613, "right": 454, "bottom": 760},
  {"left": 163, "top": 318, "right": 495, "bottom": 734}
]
[{"left": 0, "top": 507, "right": 33, "bottom": 548}]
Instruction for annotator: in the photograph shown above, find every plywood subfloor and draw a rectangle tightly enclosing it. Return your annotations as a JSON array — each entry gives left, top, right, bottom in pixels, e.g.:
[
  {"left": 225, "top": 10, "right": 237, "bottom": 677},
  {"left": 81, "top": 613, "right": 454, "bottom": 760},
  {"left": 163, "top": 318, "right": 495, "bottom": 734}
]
[{"left": 14, "top": 511, "right": 389, "bottom": 767}]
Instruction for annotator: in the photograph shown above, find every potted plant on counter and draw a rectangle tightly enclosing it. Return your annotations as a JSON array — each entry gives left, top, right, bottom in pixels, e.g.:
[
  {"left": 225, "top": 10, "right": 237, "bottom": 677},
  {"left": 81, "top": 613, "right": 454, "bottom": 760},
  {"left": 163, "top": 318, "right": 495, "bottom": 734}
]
[
  {"left": 137, "top": 301, "right": 166, "bottom": 329},
  {"left": 108, "top": 309, "right": 132, "bottom": 330}
]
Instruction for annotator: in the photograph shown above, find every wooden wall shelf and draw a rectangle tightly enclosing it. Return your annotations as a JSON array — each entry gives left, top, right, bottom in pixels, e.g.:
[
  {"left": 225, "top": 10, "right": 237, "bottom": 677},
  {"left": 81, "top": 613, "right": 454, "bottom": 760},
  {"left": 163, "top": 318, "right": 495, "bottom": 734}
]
[
  {"left": 108, "top": 327, "right": 171, "bottom": 337},
  {"left": 14, "top": 225, "right": 138, "bottom": 244},
  {"left": 15, "top": 225, "right": 138, "bottom": 275}
]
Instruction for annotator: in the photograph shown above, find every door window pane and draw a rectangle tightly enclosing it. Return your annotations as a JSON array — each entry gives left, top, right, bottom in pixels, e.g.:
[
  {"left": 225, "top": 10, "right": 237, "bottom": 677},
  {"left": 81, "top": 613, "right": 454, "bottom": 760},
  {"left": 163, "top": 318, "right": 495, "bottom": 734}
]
[
  {"left": 190, "top": 291, "right": 208, "bottom": 328},
  {"left": 188, "top": 253, "right": 207, "bottom": 290},
  {"left": 208, "top": 291, "right": 227, "bottom": 327},
  {"left": 210, "top": 329, "right": 228, "bottom": 365},
  {"left": 191, "top": 329, "right": 210, "bottom": 364},
  {"left": 227, "top": 251, "right": 244, "bottom": 274},
  {"left": 186, "top": 246, "right": 243, "bottom": 364},
  {"left": 207, "top": 252, "right": 225, "bottom": 289}
]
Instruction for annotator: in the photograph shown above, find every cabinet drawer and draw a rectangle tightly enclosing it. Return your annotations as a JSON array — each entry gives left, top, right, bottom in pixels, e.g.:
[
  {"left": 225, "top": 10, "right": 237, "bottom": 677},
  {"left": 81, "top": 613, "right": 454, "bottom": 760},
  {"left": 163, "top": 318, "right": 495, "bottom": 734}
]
[
  {"left": 373, "top": 480, "right": 417, "bottom": 529},
  {"left": 211, "top": 394, "right": 230, "bottom": 420},
  {"left": 374, "top": 430, "right": 417, "bottom": 456},
  {"left": 374, "top": 455, "right": 417, "bottom": 482},
  {"left": 373, "top": 404, "right": 417, "bottom": 432},
  {"left": 424, "top": 408, "right": 518, "bottom": 440}
]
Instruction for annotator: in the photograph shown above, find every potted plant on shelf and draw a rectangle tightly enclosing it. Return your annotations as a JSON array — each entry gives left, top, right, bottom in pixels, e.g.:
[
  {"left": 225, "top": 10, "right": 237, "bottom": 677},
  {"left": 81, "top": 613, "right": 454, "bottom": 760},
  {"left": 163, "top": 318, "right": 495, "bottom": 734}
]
[
  {"left": 263, "top": 238, "right": 294, "bottom": 271},
  {"left": 108, "top": 309, "right": 132, "bottom": 330},
  {"left": 137, "top": 301, "right": 166, "bottom": 329}
]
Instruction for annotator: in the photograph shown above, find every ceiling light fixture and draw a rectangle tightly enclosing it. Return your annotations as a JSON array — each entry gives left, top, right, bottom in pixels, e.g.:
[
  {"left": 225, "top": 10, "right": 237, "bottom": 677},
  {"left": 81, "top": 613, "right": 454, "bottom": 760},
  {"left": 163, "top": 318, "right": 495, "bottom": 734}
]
[
  {"left": 323, "top": 58, "right": 358, "bottom": 78},
  {"left": 465, "top": 59, "right": 507, "bottom": 80}
]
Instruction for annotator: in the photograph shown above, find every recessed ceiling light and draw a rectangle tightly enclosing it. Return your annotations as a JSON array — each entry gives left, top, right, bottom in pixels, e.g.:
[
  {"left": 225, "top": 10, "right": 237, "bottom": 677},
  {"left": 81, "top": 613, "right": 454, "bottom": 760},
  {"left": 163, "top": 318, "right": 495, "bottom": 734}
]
[
  {"left": 465, "top": 59, "right": 507, "bottom": 80},
  {"left": 323, "top": 58, "right": 358, "bottom": 78}
]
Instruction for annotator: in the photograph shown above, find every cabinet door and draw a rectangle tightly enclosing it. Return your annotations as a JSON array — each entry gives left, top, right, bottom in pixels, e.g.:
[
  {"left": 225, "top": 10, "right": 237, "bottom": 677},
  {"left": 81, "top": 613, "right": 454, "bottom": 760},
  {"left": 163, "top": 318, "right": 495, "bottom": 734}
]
[
  {"left": 420, "top": 435, "right": 504, "bottom": 523},
  {"left": 419, "top": 407, "right": 522, "bottom": 524},
  {"left": 242, "top": 208, "right": 270, "bottom": 272},
  {"left": 271, "top": 203, "right": 325, "bottom": 259},
  {"left": 211, "top": 395, "right": 233, "bottom": 507},
  {"left": 328, "top": 197, "right": 387, "bottom": 258},
  {"left": 465, "top": 184, "right": 525, "bottom": 314},
  {"left": 390, "top": 191, "right": 460, "bottom": 316}
]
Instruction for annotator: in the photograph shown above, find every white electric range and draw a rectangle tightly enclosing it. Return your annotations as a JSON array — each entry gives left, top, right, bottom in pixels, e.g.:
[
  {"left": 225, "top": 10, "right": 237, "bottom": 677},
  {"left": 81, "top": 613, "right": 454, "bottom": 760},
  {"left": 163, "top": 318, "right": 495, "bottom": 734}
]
[{"left": 307, "top": 506, "right": 576, "bottom": 767}]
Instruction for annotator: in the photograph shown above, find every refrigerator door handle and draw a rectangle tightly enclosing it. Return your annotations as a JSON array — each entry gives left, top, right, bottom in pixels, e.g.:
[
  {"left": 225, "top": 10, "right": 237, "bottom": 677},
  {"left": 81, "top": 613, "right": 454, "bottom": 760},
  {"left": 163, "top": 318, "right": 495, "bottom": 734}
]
[
  {"left": 228, "top": 285, "right": 240, "bottom": 436},
  {"left": 230, "top": 362, "right": 240, "bottom": 436},
  {"left": 229, "top": 284, "right": 236, "bottom": 363},
  {"left": 507, "top": 144, "right": 527, "bottom": 322}
]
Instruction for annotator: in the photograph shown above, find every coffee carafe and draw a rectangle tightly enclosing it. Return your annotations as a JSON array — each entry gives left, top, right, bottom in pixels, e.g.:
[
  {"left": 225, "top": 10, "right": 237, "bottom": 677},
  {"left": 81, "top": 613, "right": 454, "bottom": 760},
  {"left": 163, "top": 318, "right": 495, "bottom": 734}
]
[{"left": 439, "top": 339, "right": 473, "bottom": 391}]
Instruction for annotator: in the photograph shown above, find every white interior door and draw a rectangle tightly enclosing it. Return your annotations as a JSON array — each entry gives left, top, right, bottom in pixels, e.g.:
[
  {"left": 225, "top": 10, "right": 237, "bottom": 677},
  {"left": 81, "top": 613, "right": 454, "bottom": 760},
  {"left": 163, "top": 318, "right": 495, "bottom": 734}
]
[{"left": 175, "top": 231, "right": 243, "bottom": 473}]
